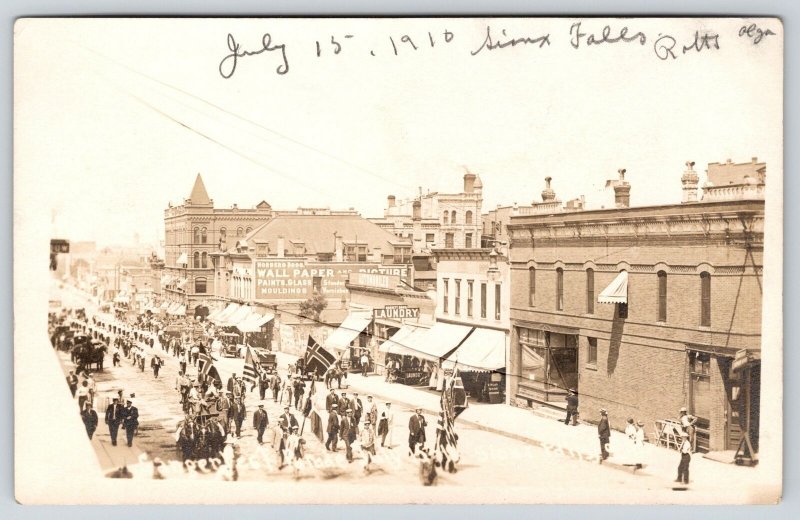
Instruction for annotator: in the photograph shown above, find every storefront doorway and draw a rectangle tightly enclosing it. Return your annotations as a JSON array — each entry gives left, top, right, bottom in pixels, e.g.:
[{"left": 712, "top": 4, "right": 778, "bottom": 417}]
[{"left": 517, "top": 327, "right": 579, "bottom": 405}]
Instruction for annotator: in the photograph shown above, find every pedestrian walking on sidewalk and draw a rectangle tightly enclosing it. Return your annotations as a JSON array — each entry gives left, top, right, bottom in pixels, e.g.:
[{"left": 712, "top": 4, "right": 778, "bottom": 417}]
[
  {"left": 598, "top": 408, "right": 610, "bottom": 462},
  {"left": 76, "top": 380, "right": 90, "bottom": 411},
  {"left": 564, "top": 389, "right": 579, "bottom": 425},
  {"left": 81, "top": 402, "right": 98, "bottom": 440},
  {"left": 676, "top": 431, "right": 692, "bottom": 484},
  {"left": 66, "top": 371, "right": 78, "bottom": 397},
  {"left": 360, "top": 352, "right": 370, "bottom": 377},
  {"left": 270, "top": 372, "right": 281, "bottom": 402},
  {"left": 122, "top": 398, "right": 139, "bottom": 448}
]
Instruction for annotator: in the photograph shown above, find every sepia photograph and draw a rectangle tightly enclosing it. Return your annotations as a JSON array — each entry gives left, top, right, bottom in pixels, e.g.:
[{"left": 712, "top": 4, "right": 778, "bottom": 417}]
[{"left": 13, "top": 17, "right": 783, "bottom": 504}]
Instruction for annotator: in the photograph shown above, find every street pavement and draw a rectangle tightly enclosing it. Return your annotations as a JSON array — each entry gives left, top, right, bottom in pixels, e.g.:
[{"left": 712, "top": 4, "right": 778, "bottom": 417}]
[{"left": 52, "top": 284, "right": 768, "bottom": 500}]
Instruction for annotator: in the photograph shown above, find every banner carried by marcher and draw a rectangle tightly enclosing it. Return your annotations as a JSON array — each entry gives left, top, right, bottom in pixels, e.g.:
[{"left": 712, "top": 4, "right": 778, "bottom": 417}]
[{"left": 303, "top": 335, "right": 336, "bottom": 375}]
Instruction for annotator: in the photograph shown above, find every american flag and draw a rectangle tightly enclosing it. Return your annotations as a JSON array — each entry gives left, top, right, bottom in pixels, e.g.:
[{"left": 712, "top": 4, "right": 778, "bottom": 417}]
[
  {"left": 242, "top": 346, "right": 259, "bottom": 386},
  {"left": 436, "top": 377, "right": 459, "bottom": 466},
  {"left": 303, "top": 335, "right": 336, "bottom": 374}
]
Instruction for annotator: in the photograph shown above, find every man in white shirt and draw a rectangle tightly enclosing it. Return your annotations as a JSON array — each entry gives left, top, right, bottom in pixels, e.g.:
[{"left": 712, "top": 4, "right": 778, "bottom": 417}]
[{"left": 676, "top": 431, "right": 692, "bottom": 484}]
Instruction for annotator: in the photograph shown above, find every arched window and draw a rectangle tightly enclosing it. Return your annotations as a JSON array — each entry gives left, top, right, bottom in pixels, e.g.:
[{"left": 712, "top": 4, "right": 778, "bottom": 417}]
[
  {"left": 700, "top": 272, "right": 711, "bottom": 326},
  {"left": 237, "top": 227, "right": 243, "bottom": 237},
  {"left": 657, "top": 271, "right": 667, "bottom": 322},
  {"left": 193, "top": 227, "right": 201, "bottom": 243},
  {"left": 195, "top": 277, "right": 207, "bottom": 294},
  {"left": 556, "top": 268, "right": 564, "bottom": 311},
  {"left": 451, "top": 210, "right": 457, "bottom": 224},
  {"left": 193, "top": 252, "right": 200, "bottom": 268},
  {"left": 201, "top": 227, "right": 207, "bottom": 244},
  {"left": 465, "top": 210, "right": 473, "bottom": 225},
  {"left": 528, "top": 267, "right": 536, "bottom": 306},
  {"left": 443, "top": 211, "right": 449, "bottom": 225},
  {"left": 245, "top": 226, "right": 252, "bottom": 234},
  {"left": 201, "top": 252, "right": 208, "bottom": 269},
  {"left": 586, "top": 268, "right": 594, "bottom": 314}
]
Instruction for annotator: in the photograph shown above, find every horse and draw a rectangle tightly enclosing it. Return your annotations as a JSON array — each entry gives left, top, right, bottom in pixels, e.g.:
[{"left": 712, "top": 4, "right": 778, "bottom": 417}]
[{"left": 79, "top": 344, "right": 107, "bottom": 372}]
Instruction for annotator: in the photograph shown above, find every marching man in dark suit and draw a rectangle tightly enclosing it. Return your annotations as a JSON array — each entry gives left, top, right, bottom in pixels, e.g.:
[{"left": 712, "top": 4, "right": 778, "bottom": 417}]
[
  {"left": 408, "top": 408, "right": 427, "bottom": 455},
  {"left": 279, "top": 405, "right": 299, "bottom": 433},
  {"left": 325, "top": 404, "right": 340, "bottom": 451},
  {"left": 258, "top": 372, "right": 270, "bottom": 401},
  {"left": 340, "top": 409, "right": 355, "bottom": 462},
  {"left": 253, "top": 404, "right": 269, "bottom": 444},
  {"left": 122, "top": 398, "right": 139, "bottom": 448},
  {"left": 325, "top": 388, "right": 338, "bottom": 412},
  {"left": 105, "top": 396, "right": 123, "bottom": 446}
]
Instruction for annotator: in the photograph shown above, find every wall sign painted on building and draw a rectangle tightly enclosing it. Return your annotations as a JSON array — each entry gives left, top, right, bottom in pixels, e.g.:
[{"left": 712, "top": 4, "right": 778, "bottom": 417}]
[
  {"left": 373, "top": 305, "right": 420, "bottom": 319},
  {"left": 349, "top": 272, "right": 401, "bottom": 289},
  {"left": 255, "top": 259, "right": 408, "bottom": 300}
]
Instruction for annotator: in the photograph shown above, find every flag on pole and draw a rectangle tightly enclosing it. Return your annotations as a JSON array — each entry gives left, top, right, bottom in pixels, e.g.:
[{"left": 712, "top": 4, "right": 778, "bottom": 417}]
[
  {"left": 197, "top": 352, "right": 214, "bottom": 376},
  {"left": 304, "top": 335, "right": 336, "bottom": 374},
  {"left": 436, "top": 378, "right": 460, "bottom": 468},
  {"left": 243, "top": 346, "right": 259, "bottom": 386},
  {"left": 303, "top": 376, "right": 317, "bottom": 417}
]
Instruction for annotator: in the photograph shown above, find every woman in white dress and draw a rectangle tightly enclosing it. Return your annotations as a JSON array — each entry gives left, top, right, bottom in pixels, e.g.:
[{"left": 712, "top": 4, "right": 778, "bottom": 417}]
[
  {"left": 623, "top": 417, "right": 637, "bottom": 466},
  {"left": 632, "top": 420, "right": 646, "bottom": 471}
]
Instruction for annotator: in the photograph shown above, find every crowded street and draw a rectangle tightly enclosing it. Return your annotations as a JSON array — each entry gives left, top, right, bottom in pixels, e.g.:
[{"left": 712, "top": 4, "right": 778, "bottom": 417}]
[{"left": 47, "top": 280, "right": 768, "bottom": 500}]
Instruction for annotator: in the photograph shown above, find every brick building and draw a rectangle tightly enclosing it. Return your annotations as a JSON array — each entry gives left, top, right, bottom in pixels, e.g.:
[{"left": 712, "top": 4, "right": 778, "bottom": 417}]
[
  {"left": 506, "top": 160, "right": 765, "bottom": 455},
  {"left": 162, "top": 174, "right": 273, "bottom": 314},
  {"left": 370, "top": 172, "right": 484, "bottom": 252}
]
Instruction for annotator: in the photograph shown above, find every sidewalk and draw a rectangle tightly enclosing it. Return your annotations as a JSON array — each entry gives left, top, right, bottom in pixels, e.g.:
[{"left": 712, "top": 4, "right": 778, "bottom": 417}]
[{"left": 275, "top": 351, "right": 764, "bottom": 493}]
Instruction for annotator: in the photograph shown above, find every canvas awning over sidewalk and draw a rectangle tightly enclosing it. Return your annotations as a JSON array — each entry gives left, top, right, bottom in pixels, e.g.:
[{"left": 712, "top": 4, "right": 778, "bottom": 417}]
[
  {"left": 324, "top": 314, "right": 371, "bottom": 350},
  {"left": 401, "top": 322, "right": 473, "bottom": 362},
  {"left": 236, "top": 312, "right": 275, "bottom": 333},
  {"left": 442, "top": 327, "right": 506, "bottom": 372},
  {"left": 378, "top": 324, "right": 429, "bottom": 357}
]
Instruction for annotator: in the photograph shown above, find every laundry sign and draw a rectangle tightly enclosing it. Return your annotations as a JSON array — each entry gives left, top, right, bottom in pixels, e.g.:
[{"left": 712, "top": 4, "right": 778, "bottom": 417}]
[{"left": 373, "top": 305, "right": 420, "bottom": 320}]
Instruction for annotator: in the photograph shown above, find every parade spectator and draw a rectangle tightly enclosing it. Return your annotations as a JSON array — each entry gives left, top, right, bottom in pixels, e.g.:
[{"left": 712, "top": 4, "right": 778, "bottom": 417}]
[
  {"left": 122, "top": 398, "right": 139, "bottom": 448},
  {"left": 104, "top": 396, "right": 123, "bottom": 446},
  {"left": 76, "top": 380, "right": 90, "bottom": 411},
  {"left": 378, "top": 401, "right": 394, "bottom": 448},
  {"left": 564, "top": 389, "right": 579, "bottom": 426},
  {"left": 633, "top": 420, "right": 646, "bottom": 471},
  {"left": 679, "top": 407, "right": 698, "bottom": 451},
  {"left": 66, "top": 371, "right": 78, "bottom": 397},
  {"left": 270, "top": 372, "right": 281, "bottom": 402},
  {"left": 325, "top": 404, "right": 340, "bottom": 451},
  {"left": 340, "top": 408, "right": 355, "bottom": 462},
  {"left": 86, "top": 374, "right": 97, "bottom": 404},
  {"left": 81, "top": 402, "right": 98, "bottom": 440},
  {"left": 352, "top": 393, "right": 364, "bottom": 427},
  {"left": 253, "top": 404, "right": 269, "bottom": 444},
  {"left": 598, "top": 408, "right": 611, "bottom": 462},
  {"left": 676, "top": 431, "right": 692, "bottom": 484},
  {"left": 360, "top": 351, "right": 370, "bottom": 377},
  {"left": 408, "top": 408, "right": 427, "bottom": 455}
]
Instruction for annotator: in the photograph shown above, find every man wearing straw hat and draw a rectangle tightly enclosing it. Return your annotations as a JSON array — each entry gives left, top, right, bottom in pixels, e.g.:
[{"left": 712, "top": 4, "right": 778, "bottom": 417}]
[{"left": 676, "top": 430, "right": 692, "bottom": 484}]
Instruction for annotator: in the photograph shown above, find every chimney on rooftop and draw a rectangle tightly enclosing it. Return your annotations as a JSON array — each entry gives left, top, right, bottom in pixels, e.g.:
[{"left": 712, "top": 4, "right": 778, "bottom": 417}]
[
  {"left": 387, "top": 195, "right": 396, "bottom": 208},
  {"left": 412, "top": 200, "right": 422, "bottom": 221},
  {"left": 334, "top": 233, "right": 343, "bottom": 262},
  {"left": 613, "top": 169, "right": 631, "bottom": 208},
  {"left": 681, "top": 161, "right": 699, "bottom": 203},
  {"left": 277, "top": 236, "right": 285, "bottom": 258},
  {"left": 464, "top": 172, "right": 476, "bottom": 194}
]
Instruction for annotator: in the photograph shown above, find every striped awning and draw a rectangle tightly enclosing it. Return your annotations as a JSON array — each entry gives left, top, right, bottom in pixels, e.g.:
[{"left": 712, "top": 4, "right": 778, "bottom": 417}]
[
  {"left": 598, "top": 271, "right": 628, "bottom": 304},
  {"left": 324, "top": 314, "right": 372, "bottom": 351}
]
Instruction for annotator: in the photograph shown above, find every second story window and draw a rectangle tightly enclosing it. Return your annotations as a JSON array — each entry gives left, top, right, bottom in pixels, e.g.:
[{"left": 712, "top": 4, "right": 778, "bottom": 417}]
[
  {"left": 455, "top": 279, "right": 461, "bottom": 315},
  {"left": 193, "top": 227, "right": 201, "bottom": 244},
  {"left": 465, "top": 210, "right": 473, "bottom": 225},
  {"left": 494, "top": 283, "right": 501, "bottom": 320},
  {"left": 657, "top": 270, "right": 667, "bottom": 322},
  {"left": 586, "top": 268, "right": 595, "bottom": 314},
  {"left": 480, "top": 283, "right": 487, "bottom": 318},
  {"left": 201, "top": 252, "right": 208, "bottom": 269},
  {"left": 445, "top": 233, "right": 454, "bottom": 248},
  {"left": 193, "top": 251, "right": 200, "bottom": 268},
  {"left": 700, "top": 272, "right": 711, "bottom": 326},
  {"left": 394, "top": 246, "right": 412, "bottom": 264},
  {"left": 556, "top": 268, "right": 564, "bottom": 311},
  {"left": 200, "top": 227, "right": 207, "bottom": 244},
  {"left": 467, "top": 281, "right": 474, "bottom": 317},
  {"left": 443, "top": 211, "right": 449, "bottom": 225},
  {"left": 465, "top": 233, "right": 473, "bottom": 249},
  {"left": 443, "top": 278, "right": 449, "bottom": 313},
  {"left": 529, "top": 267, "right": 536, "bottom": 306}
]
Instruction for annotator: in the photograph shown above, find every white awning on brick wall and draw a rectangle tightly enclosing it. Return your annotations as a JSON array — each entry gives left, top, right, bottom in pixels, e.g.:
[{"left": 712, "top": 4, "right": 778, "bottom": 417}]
[{"left": 598, "top": 271, "right": 628, "bottom": 304}]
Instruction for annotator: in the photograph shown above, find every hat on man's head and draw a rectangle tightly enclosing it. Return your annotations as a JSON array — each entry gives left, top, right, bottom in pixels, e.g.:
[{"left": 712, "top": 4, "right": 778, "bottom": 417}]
[
  {"left": 258, "top": 404, "right": 264, "bottom": 408},
  {"left": 331, "top": 403, "right": 338, "bottom": 408},
  {"left": 680, "top": 431, "right": 690, "bottom": 437},
  {"left": 637, "top": 420, "right": 645, "bottom": 426},
  {"left": 600, "top": 408, "right": 607, "bottom": 415},
  {"left": 679, "top": 407, "right": 688, "bottom": 413}
]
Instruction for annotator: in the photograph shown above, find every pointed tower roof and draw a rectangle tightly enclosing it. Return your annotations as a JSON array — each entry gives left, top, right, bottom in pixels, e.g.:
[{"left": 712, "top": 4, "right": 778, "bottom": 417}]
[{"left": 188, "top": 174, "right": 211, "bottom": 205}]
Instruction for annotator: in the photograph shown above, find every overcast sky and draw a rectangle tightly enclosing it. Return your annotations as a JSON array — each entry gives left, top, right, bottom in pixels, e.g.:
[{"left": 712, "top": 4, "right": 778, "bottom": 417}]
[{"left": 15, "top": 18, "right": 783, "bottom": 246}]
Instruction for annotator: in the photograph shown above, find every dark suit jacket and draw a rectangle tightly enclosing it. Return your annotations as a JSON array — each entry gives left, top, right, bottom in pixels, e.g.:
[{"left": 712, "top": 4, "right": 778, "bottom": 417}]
[
  {"left": 122, "top": 406, "right": 139, "bottom": 429},
  {"left": 340, "top": 416, "right": 355, "bottom": 442},
  {"left": 279, "top": 412, "right": 299, "bottom": 432},
  {"left": 105, "top": 403, "right": 123, "bottom": 424},
  {"left": 338, "top": 397, "right": 350, "bottom": 412},
  {"left": 598, "top": 417, "right": 610, "bottom": 439},
  {"left": 327, "top": 412, "right": 340, "bottom": 434},
  {"left": 325, "top": 394, "right": 338, "bottom": 412},
  {"left": 253, "top": 409, "right": 269, "bottom": 430},
  {"left": 82, "top": 409, "right": 99, "bottom": 431},
  {"left": 409, "top": 414, "right": 426, "bottom": 440}
]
